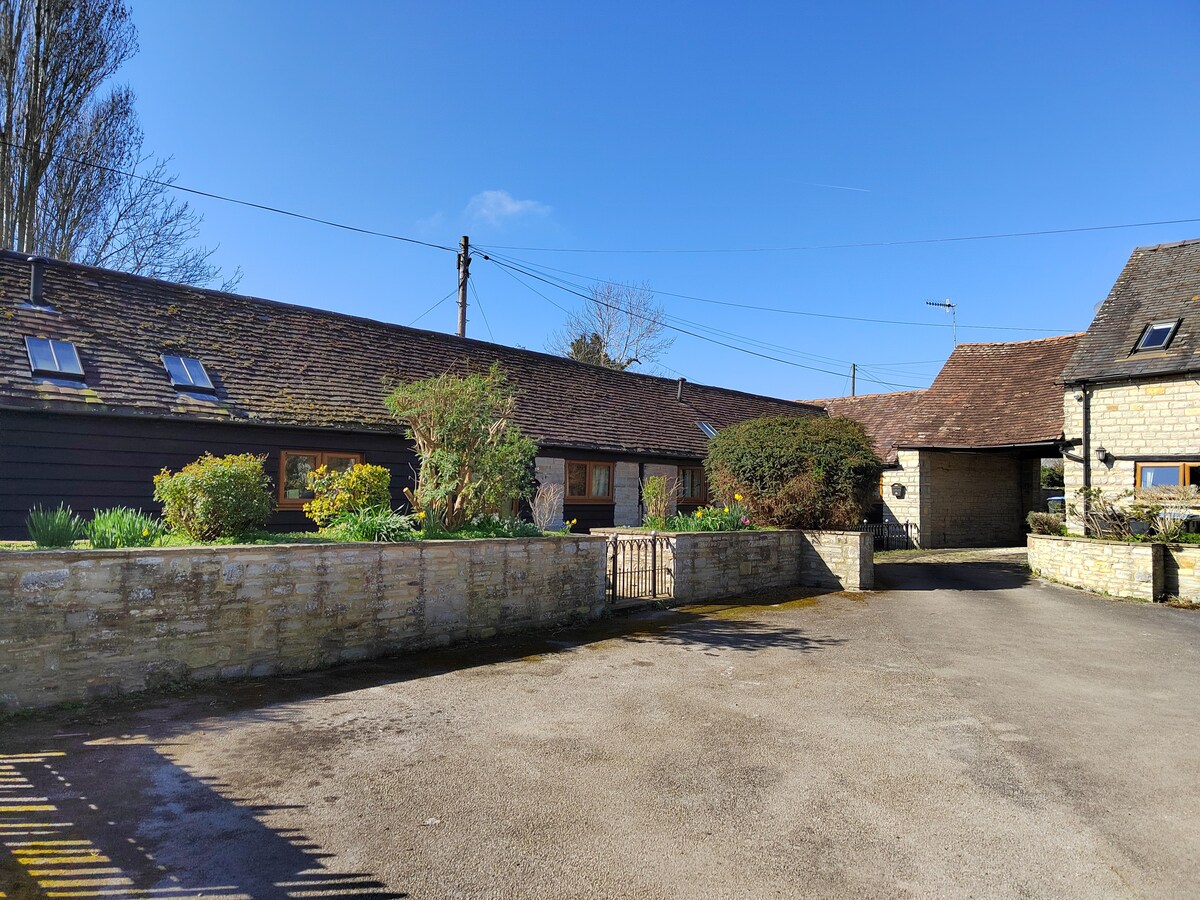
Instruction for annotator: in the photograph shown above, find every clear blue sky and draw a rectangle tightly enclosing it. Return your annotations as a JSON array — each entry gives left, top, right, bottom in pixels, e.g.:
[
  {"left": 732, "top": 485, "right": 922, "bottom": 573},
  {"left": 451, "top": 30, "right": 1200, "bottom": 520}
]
[{"left": 121, "top": 0, "right": 1200, "bottom": 399}]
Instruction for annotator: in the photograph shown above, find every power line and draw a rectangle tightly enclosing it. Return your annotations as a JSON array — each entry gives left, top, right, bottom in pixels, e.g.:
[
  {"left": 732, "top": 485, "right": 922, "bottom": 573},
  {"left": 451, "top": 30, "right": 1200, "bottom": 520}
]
[
  {"left": 0, "top": 136, "right": 457, "bottom": 254},
  {"left": 483, "top": 255, "right": 922, "bottom": 389},
  {"left": 468, "top": 278, "right": 495, "bottom": 342},
  {"left": 477, "top": 248, "right": 1067, "bottom": 334},
  {"left": 476, "top": 215, "right": 1200, "bottom": 255},
  {"left": 408, "top": 289, "right": 458, "bottom": 326}
]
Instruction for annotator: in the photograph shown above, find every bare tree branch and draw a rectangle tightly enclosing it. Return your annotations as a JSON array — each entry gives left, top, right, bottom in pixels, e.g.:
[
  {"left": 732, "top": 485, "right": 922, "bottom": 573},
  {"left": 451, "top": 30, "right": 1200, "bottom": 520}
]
[
  {"left": 547, "top": 281, "right": 674, "bottom": 370},
  {"left": 0, "top": 0, "right": 234, "bottom": 287}
]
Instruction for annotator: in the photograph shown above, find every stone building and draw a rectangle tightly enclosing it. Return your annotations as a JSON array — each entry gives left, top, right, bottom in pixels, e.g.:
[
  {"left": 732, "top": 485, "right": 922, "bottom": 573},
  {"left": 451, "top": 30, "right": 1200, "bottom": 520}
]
[
  {"left": 1059, "top": 239, "right": 1200, "bottom": 530},
  {"left": 808, "top": 334, "right": 1080, "bottom": 548}
]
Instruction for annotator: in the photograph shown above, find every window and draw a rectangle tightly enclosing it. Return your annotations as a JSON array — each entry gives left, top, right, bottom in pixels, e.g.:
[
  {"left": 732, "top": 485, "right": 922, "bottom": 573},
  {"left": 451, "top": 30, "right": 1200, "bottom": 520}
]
[
  {"left": 162, "top": 354, "right": 215, "bottom": 392},
  {"left": 1134, "top": 321, "right": 1179, "bottom": 352},
  {"left": 1136, "top": 461, "right": 1200, "bottom": 491},
  {"left": 679, "top": 466, "right": 706, "bottom": 503},
  {"left": 279, "top": 450, "right": 362, "bottom": 505},
  {"left": 24, "top": 336, "right": 83, "bottom": 379},
  {"left": 696, "top": 421, "right": 718, "bottom": 438},
  {"left": 566, "top": 461, "right": 614, "bottom": 502}
]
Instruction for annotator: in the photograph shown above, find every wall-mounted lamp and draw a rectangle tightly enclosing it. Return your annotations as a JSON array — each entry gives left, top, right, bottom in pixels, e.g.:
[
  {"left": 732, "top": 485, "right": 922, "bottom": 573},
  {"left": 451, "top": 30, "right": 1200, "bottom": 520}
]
[
  {"left": 1073, "top": 390, "right": 1085, "bottom": 403},
  {"left": 891, "top": 483, "right": 906, "bottom": 499},
  {"left": 1094, "top": 445, "right": 1110, "bottom": 464}
]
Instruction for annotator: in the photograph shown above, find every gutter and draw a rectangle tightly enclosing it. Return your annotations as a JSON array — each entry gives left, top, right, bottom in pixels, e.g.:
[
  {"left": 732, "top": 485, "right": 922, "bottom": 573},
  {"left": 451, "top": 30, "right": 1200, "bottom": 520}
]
[{"left": 1060, "top": 367, "right": 1200, "bottom": 388}]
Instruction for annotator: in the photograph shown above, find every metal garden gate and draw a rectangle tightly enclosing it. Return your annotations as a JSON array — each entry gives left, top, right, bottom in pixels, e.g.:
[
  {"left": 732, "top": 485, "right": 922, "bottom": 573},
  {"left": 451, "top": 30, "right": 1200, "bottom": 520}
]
[{"left": 606, "top": 534, "right": 674, "bottom": 604}]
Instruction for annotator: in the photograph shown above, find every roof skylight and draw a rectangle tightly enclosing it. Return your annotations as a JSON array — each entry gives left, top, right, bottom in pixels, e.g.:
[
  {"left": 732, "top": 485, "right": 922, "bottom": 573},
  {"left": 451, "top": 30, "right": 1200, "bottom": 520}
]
[
  {"left": 697, "top": 421, "right": 718, "bottom": 438},
  {"left": 162, "top": 354, "right": 215, "bottom": 392},
  {"left": 1135, "top": 321, "right": 1179, "bottom": 352},
  {"left": 24, "top": 336, "right": 83, "bottom": 380}
]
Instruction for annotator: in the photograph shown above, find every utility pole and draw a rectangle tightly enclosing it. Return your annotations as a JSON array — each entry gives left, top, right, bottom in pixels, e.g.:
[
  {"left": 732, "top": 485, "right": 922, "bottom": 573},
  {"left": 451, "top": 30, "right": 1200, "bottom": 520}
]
[
  {"left": 850, "top": 363, "right": 856, "bottom": 397},
  {"left": 457, "top": 235, "right": 470, "bottom": 337},
  {"left": 926, "top": 299, "right": 957, "bottom": 346}
]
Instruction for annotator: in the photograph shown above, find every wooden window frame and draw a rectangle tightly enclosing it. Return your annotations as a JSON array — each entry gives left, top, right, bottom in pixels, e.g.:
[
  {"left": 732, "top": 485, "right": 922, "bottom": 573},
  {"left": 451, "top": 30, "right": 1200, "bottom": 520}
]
[
  {"left": 565, "top": 460, "right": 615, "bottom": 504},
  {"left": 678, "top": 465, "right": 707, "bottom": 504},
  {"left": 1134, "top": 460, "right": 1199, "bottom": 493},
  {"left": 279, "top": 450, "right": 363, "bottom": 508}
]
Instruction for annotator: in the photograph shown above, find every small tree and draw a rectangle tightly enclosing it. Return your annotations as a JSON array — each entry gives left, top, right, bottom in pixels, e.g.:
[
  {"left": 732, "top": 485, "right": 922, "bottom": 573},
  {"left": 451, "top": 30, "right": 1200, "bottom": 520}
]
[
  {"left": 705, "top": 416, "right": 882, "bottom": 529},
  {"left": 547, "top": 282, "right": 673, "bottom": 370},
  {"left": 385, "top": 364, "right": 536, "bottom": 530}
]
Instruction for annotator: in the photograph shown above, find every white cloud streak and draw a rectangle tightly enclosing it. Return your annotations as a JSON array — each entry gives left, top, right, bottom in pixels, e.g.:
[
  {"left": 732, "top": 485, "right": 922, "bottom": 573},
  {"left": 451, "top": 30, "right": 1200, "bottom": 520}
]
[{"left": 465, "top": 189, "right": 551, "bottom": 225}]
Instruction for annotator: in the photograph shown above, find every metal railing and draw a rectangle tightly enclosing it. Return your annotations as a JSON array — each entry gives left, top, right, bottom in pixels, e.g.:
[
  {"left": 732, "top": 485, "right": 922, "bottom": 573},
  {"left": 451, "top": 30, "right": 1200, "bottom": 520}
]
[
  {"left": 855, "top": 521, "right": 918, "bottom": 551},
  {"left": 607, "top": 534, "right": 674, "bottom": 604}
]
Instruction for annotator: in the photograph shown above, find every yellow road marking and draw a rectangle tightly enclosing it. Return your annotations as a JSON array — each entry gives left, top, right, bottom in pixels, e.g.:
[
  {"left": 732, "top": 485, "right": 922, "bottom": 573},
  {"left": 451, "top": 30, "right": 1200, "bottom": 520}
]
[
  {"left": 4, "top": 840, "right": 94, "bottom": 847},
  {"left": 0, "top": 804, "right": 56, "bottom": 812},
  {"left": 0, "top": 753, "right": 66, "bottom": 760},
  {"left": 9, "top": 848, "right": 103, "bottom": 855},
  {"left": 29, "top": 867, "right": 124, "bottom": 877}
]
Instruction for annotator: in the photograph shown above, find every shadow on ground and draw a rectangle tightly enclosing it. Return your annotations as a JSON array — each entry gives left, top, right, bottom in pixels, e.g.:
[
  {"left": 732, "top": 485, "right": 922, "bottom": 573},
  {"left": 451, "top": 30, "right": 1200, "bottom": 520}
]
[
  {"left": 875, "top": 547, "right": 1031, "bottom": 593},
  {"left": 0, "top": 588, "right": 846, "bottom": 899}
]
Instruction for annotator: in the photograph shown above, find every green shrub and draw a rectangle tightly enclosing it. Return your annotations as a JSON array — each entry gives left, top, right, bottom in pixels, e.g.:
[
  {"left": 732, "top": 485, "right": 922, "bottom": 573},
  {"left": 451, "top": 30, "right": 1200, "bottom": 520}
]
[
  {"left": 641, "top": 475, "right": 673, "bottom": 527},
  {"left": 450, "top": 515, "right": 543, "bottom": 539},
  {"left": 664, "top": 498, "right": 753, "bottom": 532},
  {"left": 153, "top": 453, "right": 275, "bottom": 541},
  {"left": 323, "top": 506, "right": 417, "bottom": 543},
  {"left": 86, "top": 507, "right": 165, "bottom": 549},
  {"left": 705, "top": 416, "right": 882, "bottom": 529},
  {"left": 303, "top": 463, "right": 392, "bottom": 526},
  {"left": 26, "top": 504, "right": 83, "bottom": 548},
  {"left": 1026, "top": 511, "right": 1064, "bottom": 536}
]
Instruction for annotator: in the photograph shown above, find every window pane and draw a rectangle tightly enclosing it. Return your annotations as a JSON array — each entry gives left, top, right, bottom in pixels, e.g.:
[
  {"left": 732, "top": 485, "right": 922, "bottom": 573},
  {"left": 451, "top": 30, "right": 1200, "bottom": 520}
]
[
  {"left": 591, "top": 464, "right": 611, "bottom": 498},
  {"left": 25, "top": 337, "right": 56, "bottom": 372},
  {"left": 284, "top": 454, "right": 318, "bottom": 499},
  {"left": 325, "top": 455, "right": 357, "bottom": 474},
  {"left": 182, "top": 357, "right": 214, "bottom": 390},
  {"left": 1139, "top": 324, "right": 1174, "bottom": 350},
  {"left": 1188, "top": 465, "right": 1200, "bottom": 487},
  {"left": 1140, "top": 465, "right": 1181, "bottom": 488},
  {"left": 567, "top": 463, "right": 587, "bottom": 498},
  {"left": 163, "top": 355, "right": 191, "bottom": 385},
  {"left": 50, "top": 340, "right": 83, "bottom": 375}
]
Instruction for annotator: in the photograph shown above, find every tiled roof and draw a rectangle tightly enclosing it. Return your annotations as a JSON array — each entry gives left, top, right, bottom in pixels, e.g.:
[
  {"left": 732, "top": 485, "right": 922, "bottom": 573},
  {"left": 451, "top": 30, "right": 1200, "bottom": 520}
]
[
  {"left": 1061, "top": 239, "right": 1200, "bottom": 384},
  {"left": 900, "top": 334, "right": 1081, "bottom": 449},
  {"left": 0, "top": 252, "right": 819, "bottom": 458},
  {"left": 802, "top": 390, "right": 927, "bottom": 463},
  {"left": 805, "top": 334, "right": 1081, "bottom": 455}
]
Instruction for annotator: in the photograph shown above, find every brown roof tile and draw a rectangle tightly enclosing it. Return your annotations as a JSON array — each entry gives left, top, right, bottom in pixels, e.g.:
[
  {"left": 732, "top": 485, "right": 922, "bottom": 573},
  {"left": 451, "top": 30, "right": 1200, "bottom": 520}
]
[
  {"left": 0, "top": 252, "right": 819, "bottom": 458},
  {"left": 1061, "top": 239, "right": 1200, "bottom": 384},
  {"left": 802, "top": 390, "right": 927, "bottom": 463}
]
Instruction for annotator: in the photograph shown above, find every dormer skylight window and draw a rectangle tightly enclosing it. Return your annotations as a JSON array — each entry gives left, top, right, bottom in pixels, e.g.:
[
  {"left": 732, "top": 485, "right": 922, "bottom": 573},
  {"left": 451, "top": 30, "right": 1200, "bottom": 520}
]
[
  {"left": 697, "top": 421, "right": 718, "bottom": 438},
  {"left": 1134, "top": 320, "right": 1179, "bottom": 352},
  {"left": 162, "top": 354, "right": 215, "bottom": 393},
  {"left": 25, "top": 336, "right": 83, "bottom": 380}
]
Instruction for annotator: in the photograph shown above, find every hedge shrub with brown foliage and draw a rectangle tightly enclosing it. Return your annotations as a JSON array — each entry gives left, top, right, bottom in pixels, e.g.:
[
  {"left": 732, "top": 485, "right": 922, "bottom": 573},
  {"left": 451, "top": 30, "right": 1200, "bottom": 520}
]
[{"left": 704, "top": 416, "right": 882, "bottom": 529}]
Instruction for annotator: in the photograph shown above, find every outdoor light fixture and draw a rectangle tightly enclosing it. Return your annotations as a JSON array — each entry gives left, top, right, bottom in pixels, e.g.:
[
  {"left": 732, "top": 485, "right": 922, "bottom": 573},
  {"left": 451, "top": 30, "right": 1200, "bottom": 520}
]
[
  {"left": 891, "top": 483, "right": 905, "bottom": 499},
  {"left": 1095, "top": 445, "right": 1109, "bottom": 464}
]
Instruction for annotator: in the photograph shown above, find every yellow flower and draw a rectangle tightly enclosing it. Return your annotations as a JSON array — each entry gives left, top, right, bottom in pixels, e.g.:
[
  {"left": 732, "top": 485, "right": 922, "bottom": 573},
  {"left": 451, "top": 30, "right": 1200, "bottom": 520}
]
[
  {"left": 695, "top": 510, "right": 702, "bottom": 518},
  {"left": 142, "top": 528, "right": 150, "bottom": 537},
  {"left": 723, "top": 507, "right": 730, "bottom": 513},
  {"left": 418, "top": 510, "right": 427, "bottom": 520},
  {"left": 734, "top": 493, "right": 743, "bottom": 502}
]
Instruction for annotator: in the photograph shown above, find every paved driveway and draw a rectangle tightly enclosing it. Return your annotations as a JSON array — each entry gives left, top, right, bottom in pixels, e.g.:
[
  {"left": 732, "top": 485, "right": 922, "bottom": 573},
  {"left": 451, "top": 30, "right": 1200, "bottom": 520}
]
[{"left": 2, "top": 549, "right": 1198, "bottom": 899}]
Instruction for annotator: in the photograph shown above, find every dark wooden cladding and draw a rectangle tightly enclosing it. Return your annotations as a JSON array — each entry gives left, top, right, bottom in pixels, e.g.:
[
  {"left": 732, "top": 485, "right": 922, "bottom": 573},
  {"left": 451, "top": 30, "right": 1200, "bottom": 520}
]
[
  {"left": 0, "top": 409, "right": 417, "bottom": 539},
  {"left": 563, "top": 503, "right": 615, "bottom": 533}
]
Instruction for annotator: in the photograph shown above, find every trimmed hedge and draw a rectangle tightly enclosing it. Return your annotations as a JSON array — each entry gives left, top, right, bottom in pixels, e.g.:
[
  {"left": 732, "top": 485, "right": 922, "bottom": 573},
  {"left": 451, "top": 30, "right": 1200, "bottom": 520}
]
[{"left": 705, "top": 416, "right": 882, "bottom": 529}]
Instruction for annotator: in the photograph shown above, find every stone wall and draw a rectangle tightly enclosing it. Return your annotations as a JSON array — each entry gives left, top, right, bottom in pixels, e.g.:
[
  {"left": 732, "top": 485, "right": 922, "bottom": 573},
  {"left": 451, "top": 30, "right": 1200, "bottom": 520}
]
[
  {"left": 1164, "top": 544, "right": 1200, "bottom": 601},
  {"left": 597, "top": 528, "right": 872, "bottom": 601},
  {"left": 614, "top": 462, "right": 641, "bottom": 526},
  {"left": 672, "top": 530, "right": 872, "bottom": 600},
  {"left": 1027, "top": 534, "right": 1163, "bottom": 601},
  {"left": 641, "top": 463, "right": 680, "bottom": 517},
  {"left": 1062, "top": 378, "right": 1200, "bottom": 532},
  {"left": 0, "top": 537, "right": 608, "bottom": 711},
  {"left": 879, "top": 451, "right": 923, "bottom": 541}
]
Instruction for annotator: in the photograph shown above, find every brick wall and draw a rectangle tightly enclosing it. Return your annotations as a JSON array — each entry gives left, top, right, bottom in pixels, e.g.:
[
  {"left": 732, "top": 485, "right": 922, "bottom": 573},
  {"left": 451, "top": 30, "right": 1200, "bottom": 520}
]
[
  {"left": 1027, "top": 534, "right": 1162, "bottom": 601},
  {"left": 1063, "top": 377, "right": 1200, "bottom": 532},
  {"left": 0, "top": 537, "right": 608, "bottom": 711}
]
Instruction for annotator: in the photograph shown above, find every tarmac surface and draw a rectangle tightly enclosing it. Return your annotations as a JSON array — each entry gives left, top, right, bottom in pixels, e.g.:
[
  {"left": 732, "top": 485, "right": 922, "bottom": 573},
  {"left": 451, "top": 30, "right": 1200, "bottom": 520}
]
[{"left": 2, "top": 547, "right": 1199, "bottom": 899}]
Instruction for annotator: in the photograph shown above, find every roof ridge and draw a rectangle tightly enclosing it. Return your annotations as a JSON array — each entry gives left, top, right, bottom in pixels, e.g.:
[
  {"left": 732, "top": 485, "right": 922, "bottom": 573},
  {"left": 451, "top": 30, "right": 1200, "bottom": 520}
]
[{"left": 1132, "top": 237, "right": 1200, "bottom": 253}]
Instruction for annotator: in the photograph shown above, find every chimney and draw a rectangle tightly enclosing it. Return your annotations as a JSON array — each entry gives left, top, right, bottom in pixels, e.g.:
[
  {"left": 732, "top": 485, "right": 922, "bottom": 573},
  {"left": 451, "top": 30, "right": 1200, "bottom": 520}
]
[
  {"left": 676, "top": 377, "right": 686, "bottom": 401},
  {"left": 28, "top": 256, "right": 46, "bottom": 306}
]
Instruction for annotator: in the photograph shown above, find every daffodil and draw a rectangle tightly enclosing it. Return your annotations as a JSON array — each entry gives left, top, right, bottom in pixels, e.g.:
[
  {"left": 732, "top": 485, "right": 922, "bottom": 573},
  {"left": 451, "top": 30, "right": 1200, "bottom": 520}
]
[
  {"left": 695, "top": 510, "right": 703, "bottom": 518},
  {"left": 723, "top": 507, "right": 730, "bottom": 513},
  {"left": 141, "top": 528, "right": 150, "bottom": 537},
  {"left": 734, "top": 493, "right": 743, "bottom": 502},
  {"left": 418, "top": 510, "right": 427, "bottom": 520}
]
